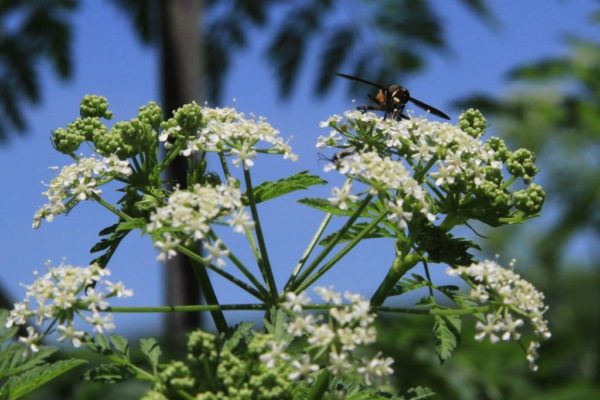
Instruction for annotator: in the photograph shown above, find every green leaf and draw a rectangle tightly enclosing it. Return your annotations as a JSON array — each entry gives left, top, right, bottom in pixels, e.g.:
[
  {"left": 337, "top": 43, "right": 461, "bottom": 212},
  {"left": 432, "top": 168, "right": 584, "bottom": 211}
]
[
  {"left": 248, "top": 171, "right": 326, "bottom": 204},
  {"left": 139, "top": 338, "right": 161, "bottom": 374},
  {"left": 264, "top": 308, "right": 289, "bottom": 341},
  {"left": 109, "top": 335, "right": 130, "bottom": 359},
  {"left": 0, "top": 345, "right": 57, "bottom": 380},
  {"left": 82, "top": 363, "right": 135, "bottom": 384},
  {"left": 433, "top": 314, "right": 461, "bottom": 363},
  {"left": 298, "top": 197, "right": 354, "bottom": 216},
  {"left": 319, "top": 222, "right": 394, "bottom": 246},
  {"left": 403, "top": 386, "right": 436, "bottom": 400},
  {"left": 0, "top": 310, "right": 18, "bottom": 343},
  {"left": 223, "top": 323, "right": 253, "bottom": 352},
  {"left": 389, "top": 274, "right": 429, "bottom": 297},
  {"left": 115, "top": 218, "right": 146, "bottom": 232},
  {"left": 0, "top": 359, "right": 87, "bottom": 399}
]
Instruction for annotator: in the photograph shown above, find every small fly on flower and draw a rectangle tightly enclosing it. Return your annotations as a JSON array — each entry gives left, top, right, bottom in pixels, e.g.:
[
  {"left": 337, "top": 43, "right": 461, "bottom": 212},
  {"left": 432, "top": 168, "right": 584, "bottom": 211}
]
[{"left": 336, "top": 72, "right": 451, "bottom": 121}]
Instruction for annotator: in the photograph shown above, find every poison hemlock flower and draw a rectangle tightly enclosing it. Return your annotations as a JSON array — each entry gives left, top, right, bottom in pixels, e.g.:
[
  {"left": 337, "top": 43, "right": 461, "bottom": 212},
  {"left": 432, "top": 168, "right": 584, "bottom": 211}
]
[
  {"left": 162, "top": 106, "right": 298, "bottom": 166},
  {"left": 272, "top": 287, "right": 394, "bottom": 387},
  {"left": 447, "top": 259, "right": 551, "bottom": 370},
  {"left": 147, "top": 179, "right": 251, "bottom": 261},
  {"left": 32, "top": 155, "right": 132, "bottom": 228},
  {"left": 6, "top": 262, "right": 132, "bottom": 352}
]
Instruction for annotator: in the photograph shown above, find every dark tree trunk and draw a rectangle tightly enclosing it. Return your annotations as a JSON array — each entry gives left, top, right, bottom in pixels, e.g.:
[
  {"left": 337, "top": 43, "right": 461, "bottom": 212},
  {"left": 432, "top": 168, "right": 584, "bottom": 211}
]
[{"left": 159, "top": 0, "right": 204, "bottom": 346}]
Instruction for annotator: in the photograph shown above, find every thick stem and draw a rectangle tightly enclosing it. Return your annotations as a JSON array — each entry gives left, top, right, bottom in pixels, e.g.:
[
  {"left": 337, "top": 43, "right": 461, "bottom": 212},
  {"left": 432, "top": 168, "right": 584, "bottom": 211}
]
[
  {"left": 307, "top": 369, "right": 330, "bottom": 400},
  {"left": 370, "top": 252, "right": 420, "bottom": 306}
]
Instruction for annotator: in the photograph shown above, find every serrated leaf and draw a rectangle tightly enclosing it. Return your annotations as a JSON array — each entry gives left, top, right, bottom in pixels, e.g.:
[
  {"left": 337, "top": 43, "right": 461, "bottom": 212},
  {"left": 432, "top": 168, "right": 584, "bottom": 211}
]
[
  {"left": 139, "top": 338, "right": 161, "bottom": 374},
  {"left": 404, "top": 386, "right": 436, "bottom": 400},
  {"left": 0, "top": 345, "right": 57, "bottom": 380},
  {"left": 98, "top": 223, "right": 119, "bottom": 236},
  {"left": 82, "top": 363, "right": 134, "bottom": 384},
  {"left": 223, "top": 323, "right": 253, "bottom": 352},
  {"left": 249, "top": 171, "right": 326, "bottom": 204},
  {"left": 109, "top": 335, "right": 129, "bottom": 359},
  {"left": 264, "top": 308, "right": 289, "bottom": 341},
  {"left": 0, "top": 310, "right": 18, "bottom": 343},
  {"left": 318, "top": 222, "right": 394, "bottom": 247},
  {"left": 115, "top": 218, "right": 146, "bottom": 232},
  {"left": 389, "top": 274, "right": 430, "bottom": 297},
  {"left": 433, "top": 315, "right": 461, "bottom": 363},
  {"left": 298, "top": 197, "right": 353, "bottom": 216},
  {"left": 1, "top": 359, "right": 86, "bottom": 399}
]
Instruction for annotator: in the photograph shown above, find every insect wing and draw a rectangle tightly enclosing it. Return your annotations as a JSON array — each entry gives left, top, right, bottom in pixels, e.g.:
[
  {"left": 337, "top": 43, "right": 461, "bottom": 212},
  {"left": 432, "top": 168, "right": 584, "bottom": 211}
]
[
  {"left": 335, "top": 72, "right": 386, "bottom": 90},
  {"left": 408, "top": 97, "right": 451, "bottom": 120}
]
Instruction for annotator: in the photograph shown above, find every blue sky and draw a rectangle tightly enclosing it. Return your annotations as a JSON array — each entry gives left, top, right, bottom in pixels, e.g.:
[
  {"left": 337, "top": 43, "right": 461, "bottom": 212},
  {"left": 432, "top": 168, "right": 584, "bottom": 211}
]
[{"left": 0, "top": 1, "right": 597, "bottom": 335}]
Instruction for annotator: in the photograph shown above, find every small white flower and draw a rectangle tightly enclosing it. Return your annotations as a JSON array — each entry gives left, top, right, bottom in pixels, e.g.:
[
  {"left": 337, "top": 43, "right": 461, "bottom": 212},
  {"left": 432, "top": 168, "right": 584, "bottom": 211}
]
[
  {"left": 259, "top": 341, "right": 290, "bottom": 369},
  {"left": 475, "top": 314, "right": 501, "bottom": 343},
  {"left": 308, "top": 325, "right": 335, "bottom": 347},
  {"left": 328, "top": 182, "right": 358, "bottom": 210},
  {"left": 289, "top": 354, "right": 319, "bottom": 382},
  {"left": 57, "top": 323, "right": 85, "bottom": 348},
  {"left": 19, "top": 327, "right": 41, "bottom": 354},
  {"left": 283, "top": 291, "right": 311, "bottom": 312},
  {"left": 85, "top": 312, "right": 115, "bottom": 333},
  {"left": 203, "top": 239, "right": 230, "bottom": 268}
]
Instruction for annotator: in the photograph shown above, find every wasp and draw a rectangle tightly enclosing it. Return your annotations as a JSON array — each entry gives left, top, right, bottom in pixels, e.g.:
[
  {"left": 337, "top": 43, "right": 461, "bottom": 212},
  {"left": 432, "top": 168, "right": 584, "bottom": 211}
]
[{"left": 336, "top": 72, "right": 450, "bottom": 121}]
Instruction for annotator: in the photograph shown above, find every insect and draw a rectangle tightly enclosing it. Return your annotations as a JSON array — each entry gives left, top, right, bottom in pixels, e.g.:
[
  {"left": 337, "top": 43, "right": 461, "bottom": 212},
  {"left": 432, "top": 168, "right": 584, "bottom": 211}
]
[{"left": 336, "top": 72, "right": 451, "bottom": 121}]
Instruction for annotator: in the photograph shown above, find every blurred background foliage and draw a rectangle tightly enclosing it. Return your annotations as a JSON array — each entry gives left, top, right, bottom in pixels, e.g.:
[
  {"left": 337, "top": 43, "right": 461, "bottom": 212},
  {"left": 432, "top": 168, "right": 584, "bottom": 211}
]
[{"left": 0, "top": 0, "right": 598, "bottom": 398}]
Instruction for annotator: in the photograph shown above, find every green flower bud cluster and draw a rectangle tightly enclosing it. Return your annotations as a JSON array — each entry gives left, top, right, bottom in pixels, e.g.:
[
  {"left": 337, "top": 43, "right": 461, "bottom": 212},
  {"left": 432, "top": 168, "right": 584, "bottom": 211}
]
[
  {"left": 142, "top": 328, "right": 293, "bottom": 400},
  {"left": 174, "top": 102, "right": 203, "bottom": 133},
  {"left": 156, "top": 361, "right": 195, "bottom": 393},
  {"left": 139, "top": 101, "right": 164, "bottom": 130},
  {"left": 80, "top": 95, "right": 113, "bottom": 119},
  {"left": 459, "top": 108, "right": 487, "bottom": 138},
  {"left": 507, "top": 148, "right": 538, "bottom": 183},
  {"left": 95, "top": 118, "right": 154, "bottom": 159},
  {"left": 514, "top": 183, "right": 545, "bottom": 214},
  {"left": 485, "top": 136, "right": 510, "bottom": 162},
  {"left": 52, "top": 117, "right": 107, "bottom": 154}
]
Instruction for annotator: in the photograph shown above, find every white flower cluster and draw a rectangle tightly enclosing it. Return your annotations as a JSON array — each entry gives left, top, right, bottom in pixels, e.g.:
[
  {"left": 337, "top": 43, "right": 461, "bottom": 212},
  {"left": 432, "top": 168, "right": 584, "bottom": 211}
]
[
  {"left": 320, "top": 110, "right": 500, "bottom": 188},
  {"left": 447, "top": 259, "right": 551, "bottom": 370},
  {"left": 318, "top": 111, "right": 506, "bottom": 227},
  {"left": 6, "top": 262, "right": 132, "bottom": 353},
  {"left": 325, "top": 150, "right": 435, "bottom": 228},
  {"left": 161, "top": 106, "right": 298, "bottom": 167},
  {"left": 32, "top": 155, "right": 132, "bottom": 229},
  {"left": 261, "top": 287, "right": 394, "bottom": 386},
  {"left": 147, "top": 180, "right": 252, "bottom": 261}
]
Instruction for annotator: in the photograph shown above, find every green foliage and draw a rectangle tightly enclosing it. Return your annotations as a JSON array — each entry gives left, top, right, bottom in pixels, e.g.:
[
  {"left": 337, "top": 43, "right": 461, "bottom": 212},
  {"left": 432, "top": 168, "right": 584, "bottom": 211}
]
[
  {"left": 432, "top": 315, "right": 461, "bottom": 363},
  {"left": 248, "top": 171, "right": 327, "bottom": 204},
  {"left": 0, "top": 310, "right": 86, "bottom": 399}
]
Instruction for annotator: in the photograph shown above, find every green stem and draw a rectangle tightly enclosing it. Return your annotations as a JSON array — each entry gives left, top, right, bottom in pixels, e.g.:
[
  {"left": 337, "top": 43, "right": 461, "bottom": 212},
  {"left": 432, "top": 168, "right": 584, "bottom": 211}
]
[
  {"left": 187, "top": 249, "right": 229, "bottom": 334},
  {"left": 243, "top": 166, "right": 278, "bottom": 298},
  {"left": 284, "top": 212, "right": 333, "bottom": 291},
  {"left": 103, "top": 304, "right": 267, "bottom": 313},
  {"left": 218, "top": 153, "right": 231, "bottom": 179},
  {"left": 99, "top": 303, "right": 489, "bottom": 316},
  {"left": 176, "top": 245, "right": 266, "bottom": 301},
  {"left": 307, "top": 369, "right": 330, "bottom": 400},
  {"left": 207, "top": 232, "right": 270, "bottom": 299},
  {"left": 295, "top": 209, "right": 387, "bottom": 293},
  {"left": 501, "top": 175, "right": 517, "bottom": 190},
  {"left": 378, "top": 305, "right": 489, "bottom": 316},
  {"left": 371, "top": 252, "right": 421, "bottom": 306},
  {"left": 291, "top": 194, "right": 374, "bottom": 291},
  {"left": 93, "top": 194, "right": 132, "bottom": 221}
]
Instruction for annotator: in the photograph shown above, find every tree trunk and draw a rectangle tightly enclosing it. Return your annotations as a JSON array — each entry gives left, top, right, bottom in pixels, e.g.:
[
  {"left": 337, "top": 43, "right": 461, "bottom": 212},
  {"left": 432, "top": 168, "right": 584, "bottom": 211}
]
[{"left": 159, "top": 0, "right": 204, "bottom": 347}]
